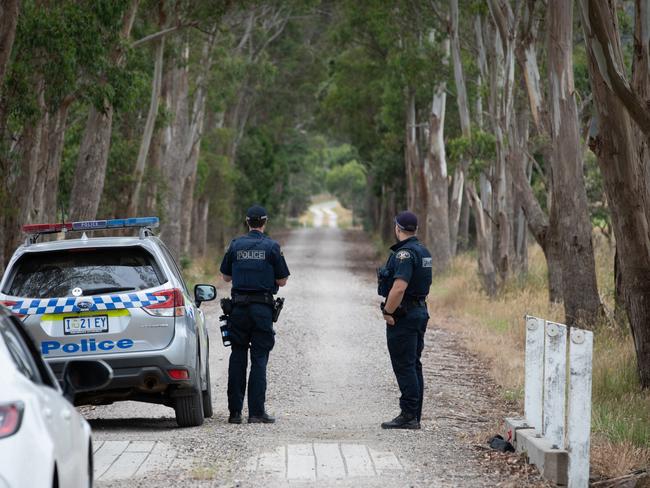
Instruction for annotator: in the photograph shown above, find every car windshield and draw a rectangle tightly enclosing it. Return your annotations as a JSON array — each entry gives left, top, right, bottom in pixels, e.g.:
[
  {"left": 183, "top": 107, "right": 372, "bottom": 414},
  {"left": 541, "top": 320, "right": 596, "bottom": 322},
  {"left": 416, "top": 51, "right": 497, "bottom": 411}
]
[{"left": 3, "top": 247, "right": 165, "bottom": 298}]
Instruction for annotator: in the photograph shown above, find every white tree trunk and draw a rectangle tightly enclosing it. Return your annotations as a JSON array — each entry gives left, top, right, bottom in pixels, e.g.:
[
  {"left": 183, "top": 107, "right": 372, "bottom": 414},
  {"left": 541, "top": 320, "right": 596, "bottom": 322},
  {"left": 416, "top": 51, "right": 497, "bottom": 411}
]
[
  {"left": 68, "top": 1, "right": 138, "bottom": 221},
  {"left": 425, "top": 37, "right": 451, "bottom": 274},
  {"left": 449, "top": 0, "right": 471, "bottom": 256},
  {"left": 127, "top": 34, "right": 165, "bottom": 217}
]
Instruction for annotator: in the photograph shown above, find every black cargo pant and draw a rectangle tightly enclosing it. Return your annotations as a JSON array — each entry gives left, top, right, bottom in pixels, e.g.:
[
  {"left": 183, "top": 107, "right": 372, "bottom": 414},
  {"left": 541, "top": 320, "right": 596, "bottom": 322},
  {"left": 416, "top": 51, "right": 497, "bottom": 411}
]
[
  {"left": 386, "top": 306, "right": 429, "bottom": 420},
  {"left": 227, "top": 303, "right": 275, "bottom": 417}
]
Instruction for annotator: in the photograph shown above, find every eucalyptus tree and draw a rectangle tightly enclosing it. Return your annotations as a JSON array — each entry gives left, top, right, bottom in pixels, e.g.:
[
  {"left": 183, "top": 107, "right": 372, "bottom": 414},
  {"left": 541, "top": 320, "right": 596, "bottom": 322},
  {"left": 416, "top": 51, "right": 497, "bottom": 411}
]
[
  {"left": 0, "top": 0, "right": 138, "bottom": 270},
  {"left": 545, "top": 0, "right": 602, "bottom": 326},
  {"left": 0, "top": 0, "right": 19, "bottom": 90},
  {"left": 580, "top": 0, "right": 650, "bottom": 386}
]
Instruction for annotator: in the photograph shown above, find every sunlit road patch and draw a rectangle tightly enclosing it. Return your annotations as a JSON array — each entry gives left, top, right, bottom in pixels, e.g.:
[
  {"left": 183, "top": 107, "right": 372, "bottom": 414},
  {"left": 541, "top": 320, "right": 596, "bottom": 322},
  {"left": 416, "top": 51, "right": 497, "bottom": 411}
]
[
  {"left": 93, "top": 440, "right": 190, "bottom": 481},
  {"left": 309, "top": 201, "right": 338, "bottom": 228},
  {"left": 246, "top": 442, "right": 403, "bottom": 482}
]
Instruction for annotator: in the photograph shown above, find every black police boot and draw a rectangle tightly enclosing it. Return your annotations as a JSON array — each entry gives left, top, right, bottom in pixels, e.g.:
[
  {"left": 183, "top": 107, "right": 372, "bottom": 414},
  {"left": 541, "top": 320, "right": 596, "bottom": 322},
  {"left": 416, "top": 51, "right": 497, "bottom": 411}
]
[
  {"left": 228, "top": 411, "right": 242, "bottom": 424},
  {"left": 248, "top": 412, "right": 275, "bottom": 424},
  {"left": 381, "top": 412, "right": 420, "bottom": 430}
]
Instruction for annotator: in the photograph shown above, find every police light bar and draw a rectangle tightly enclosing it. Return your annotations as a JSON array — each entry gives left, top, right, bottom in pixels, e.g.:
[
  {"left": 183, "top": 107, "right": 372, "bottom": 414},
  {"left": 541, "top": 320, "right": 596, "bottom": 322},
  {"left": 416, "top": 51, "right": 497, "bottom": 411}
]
[{"left": 22, "top": 217, "right": 159, "bottom": 235}]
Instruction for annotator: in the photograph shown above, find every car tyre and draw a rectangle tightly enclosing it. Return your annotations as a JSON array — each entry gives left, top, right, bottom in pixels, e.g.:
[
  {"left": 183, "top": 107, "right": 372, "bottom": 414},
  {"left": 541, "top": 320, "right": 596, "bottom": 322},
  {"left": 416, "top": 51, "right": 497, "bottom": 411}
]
[
  {"left": 202, "top": 359, "right": 213, "bottom": 418},
  {"left": 88, "top": 443, "right": 94, "bottom": 488},
  {"left": 174, "top": 362, "right": 204, "bottom": 427},
  {"left": 202, "top": 341, "right": 213, "bottom": 418}
]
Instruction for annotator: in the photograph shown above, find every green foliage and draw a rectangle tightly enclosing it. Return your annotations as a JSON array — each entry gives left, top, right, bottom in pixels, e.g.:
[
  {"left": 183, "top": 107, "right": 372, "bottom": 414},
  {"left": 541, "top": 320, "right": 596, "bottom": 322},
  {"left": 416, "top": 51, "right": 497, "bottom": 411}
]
[
  {"left": 325, "top": 160, "right": 367, "bottom": 214},
  {"left": 3, "top": 0, "right": 134, "bottom": 126},
  {"left": 447, "top": 130, "right": 497, "bottom": 181}
]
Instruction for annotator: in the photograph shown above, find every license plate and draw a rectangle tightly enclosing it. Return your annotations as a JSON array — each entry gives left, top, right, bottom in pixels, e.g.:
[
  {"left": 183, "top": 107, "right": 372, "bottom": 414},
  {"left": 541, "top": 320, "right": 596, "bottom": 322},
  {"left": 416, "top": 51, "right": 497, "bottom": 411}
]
[{"left": 63, "top": 315, "right": 108, "bottom": 335}]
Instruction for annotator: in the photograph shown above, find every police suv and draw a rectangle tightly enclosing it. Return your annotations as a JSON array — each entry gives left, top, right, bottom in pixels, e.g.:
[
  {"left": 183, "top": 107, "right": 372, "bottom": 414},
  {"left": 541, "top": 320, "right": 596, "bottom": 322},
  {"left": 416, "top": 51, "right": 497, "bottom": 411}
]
[{"left": 0, "top": 217, "right": 216, "bottom": 427}]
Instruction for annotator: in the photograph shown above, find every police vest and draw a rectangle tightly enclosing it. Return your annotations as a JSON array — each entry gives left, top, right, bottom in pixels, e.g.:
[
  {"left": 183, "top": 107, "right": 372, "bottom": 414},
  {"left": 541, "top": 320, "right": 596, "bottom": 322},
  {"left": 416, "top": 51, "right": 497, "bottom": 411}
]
[
  {"left": 230, "top": 233, "right": 279, "bottom": 294},
  {"left": 377, "top": 238, "right": 433, "bottom": 298}
]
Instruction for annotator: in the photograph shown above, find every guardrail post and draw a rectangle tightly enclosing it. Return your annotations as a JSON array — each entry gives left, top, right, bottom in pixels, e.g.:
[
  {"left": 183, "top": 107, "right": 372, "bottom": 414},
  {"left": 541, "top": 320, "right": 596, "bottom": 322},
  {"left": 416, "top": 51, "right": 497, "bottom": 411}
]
[
  {"left": 567, "top": 328, "right": 594, "bottom": 488},
  {"left": 543, "top": 321, "right": 568, "bottom": 449},
  {"left": 524, "top": 315, "right": 545, "bottom": 430}
]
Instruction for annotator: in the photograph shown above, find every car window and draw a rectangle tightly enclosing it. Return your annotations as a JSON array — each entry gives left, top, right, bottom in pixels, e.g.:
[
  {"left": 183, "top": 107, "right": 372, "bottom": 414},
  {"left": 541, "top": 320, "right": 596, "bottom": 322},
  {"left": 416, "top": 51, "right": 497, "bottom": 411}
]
[
  {"left": 3, "top": 247, "right": 165, "bottom": 298},
  {"left": 157, "top": 242, "right": 189, "bottom": 294},
  {"left": 1, "top": 319, "right": 43, "bottom": 384}
]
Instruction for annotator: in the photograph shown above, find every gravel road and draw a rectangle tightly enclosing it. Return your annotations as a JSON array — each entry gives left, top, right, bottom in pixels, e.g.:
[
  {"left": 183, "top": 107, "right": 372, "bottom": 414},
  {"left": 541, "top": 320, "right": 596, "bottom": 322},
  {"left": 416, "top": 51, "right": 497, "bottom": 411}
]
[{"left": 86, "top": 227, "right": 542, "bottom": 488}]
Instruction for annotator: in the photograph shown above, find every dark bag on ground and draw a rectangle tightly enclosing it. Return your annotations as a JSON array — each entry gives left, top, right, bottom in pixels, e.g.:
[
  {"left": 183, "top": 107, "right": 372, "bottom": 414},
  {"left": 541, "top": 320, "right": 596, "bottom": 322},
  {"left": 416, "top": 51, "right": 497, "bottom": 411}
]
[{"left": 488, "top": 434, "right": 515, "bottom": 453}]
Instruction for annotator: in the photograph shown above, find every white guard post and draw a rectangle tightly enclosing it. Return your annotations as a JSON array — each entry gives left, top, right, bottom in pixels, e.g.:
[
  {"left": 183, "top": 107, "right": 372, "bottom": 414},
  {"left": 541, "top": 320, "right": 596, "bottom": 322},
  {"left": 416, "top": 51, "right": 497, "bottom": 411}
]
[{"left": 507, "top": 316, "right": 594, "bottom": 488}]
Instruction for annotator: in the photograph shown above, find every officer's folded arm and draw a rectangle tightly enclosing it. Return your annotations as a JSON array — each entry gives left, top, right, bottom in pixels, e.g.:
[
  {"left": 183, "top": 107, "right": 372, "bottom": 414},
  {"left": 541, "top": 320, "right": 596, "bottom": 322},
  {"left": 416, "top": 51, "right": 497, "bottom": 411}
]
[{"left": 222, "top": 274, "right": 232, "bottom": 283}]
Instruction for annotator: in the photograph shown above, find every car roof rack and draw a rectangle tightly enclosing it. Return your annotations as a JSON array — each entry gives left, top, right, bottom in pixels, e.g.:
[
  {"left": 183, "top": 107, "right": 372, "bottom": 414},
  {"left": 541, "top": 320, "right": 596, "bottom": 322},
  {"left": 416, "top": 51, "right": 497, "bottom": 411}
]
[{"left": 22, "top": 217, "right": 160, "bottom": 245}]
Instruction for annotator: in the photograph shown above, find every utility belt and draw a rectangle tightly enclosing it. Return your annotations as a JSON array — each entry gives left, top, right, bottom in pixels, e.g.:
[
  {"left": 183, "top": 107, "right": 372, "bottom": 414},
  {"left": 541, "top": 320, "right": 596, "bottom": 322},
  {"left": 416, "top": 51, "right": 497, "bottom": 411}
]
[
  {"left": 402, "top": 297, "right": 427, "bottom": 309},
  {"left": 231, "top": 293, "right": 275, "bottom": 306},
  {"left": 381, "top": 296, "right": 427, "bottom": 319},
  {"left": 219, "top": 293, "right": 285, "bottom": 347}
]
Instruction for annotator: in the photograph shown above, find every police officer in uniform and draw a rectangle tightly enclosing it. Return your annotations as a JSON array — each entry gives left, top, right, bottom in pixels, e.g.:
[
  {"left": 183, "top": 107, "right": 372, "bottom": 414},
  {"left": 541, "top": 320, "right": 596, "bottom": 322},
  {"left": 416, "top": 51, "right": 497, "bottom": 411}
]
[
  {"left": 378, "top": 211, "right": 432, "bottom": 429},
  {"left": 220, "top": 205, "right": 290, "bottom": 424}
]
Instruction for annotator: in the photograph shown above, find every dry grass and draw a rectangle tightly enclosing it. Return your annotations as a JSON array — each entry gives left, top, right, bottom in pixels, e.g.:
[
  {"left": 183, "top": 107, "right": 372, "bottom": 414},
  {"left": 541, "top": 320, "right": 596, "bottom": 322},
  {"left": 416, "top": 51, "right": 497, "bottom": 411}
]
[
  {"left": 429, "top": 242, "right": 650, "bottom": 477},
  {"left": 183, "top": 252, "right": 222, "bottom": 290}
]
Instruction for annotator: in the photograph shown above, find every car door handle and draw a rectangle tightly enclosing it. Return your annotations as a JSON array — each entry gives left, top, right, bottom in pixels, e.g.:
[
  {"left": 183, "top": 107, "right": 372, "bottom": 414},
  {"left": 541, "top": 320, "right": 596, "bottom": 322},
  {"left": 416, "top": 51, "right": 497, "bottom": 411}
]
[
  {"left": 43, "top": 408, "right": 52, "bottom": 419},
  {"left": 61, "top": 409, "right": 72, "bottom": 421}
]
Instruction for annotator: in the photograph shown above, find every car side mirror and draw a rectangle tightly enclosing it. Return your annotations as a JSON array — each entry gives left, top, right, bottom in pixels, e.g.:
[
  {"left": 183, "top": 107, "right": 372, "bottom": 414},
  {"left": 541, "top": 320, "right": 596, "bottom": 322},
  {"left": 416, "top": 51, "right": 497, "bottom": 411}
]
[
  {"left": 62, "top": 360, "right": 113, "bottom": 403},
  {"left": 194, "top": 284, "right": 217, "bottom": 308}
]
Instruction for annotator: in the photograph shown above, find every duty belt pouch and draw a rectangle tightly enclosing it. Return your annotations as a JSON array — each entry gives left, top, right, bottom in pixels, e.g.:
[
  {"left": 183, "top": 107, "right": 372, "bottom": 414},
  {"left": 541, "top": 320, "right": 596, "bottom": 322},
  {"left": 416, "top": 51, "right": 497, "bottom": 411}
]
[
  {"left": 219, "top": 314, "right": 231, "bottom": 347},
  {"left": 377, "top": 266, "right": 392, "bottom": 297},
  {"left": 220, "top": 297, "right": 233, "bottom": 315},
  {"left": 272, "top": 297, "right": 285, "bottom": 323}
]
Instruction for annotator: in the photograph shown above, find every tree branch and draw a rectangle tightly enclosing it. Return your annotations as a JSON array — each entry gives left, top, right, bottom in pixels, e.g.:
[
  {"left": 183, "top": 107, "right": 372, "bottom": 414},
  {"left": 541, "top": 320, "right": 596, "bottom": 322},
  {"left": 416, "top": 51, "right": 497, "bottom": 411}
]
[
  {"left": 132, "top": 21, "right": 199, "bottom": 48},
  {"left": 585, "top": 0, "right": 650, "bottom": 136}
]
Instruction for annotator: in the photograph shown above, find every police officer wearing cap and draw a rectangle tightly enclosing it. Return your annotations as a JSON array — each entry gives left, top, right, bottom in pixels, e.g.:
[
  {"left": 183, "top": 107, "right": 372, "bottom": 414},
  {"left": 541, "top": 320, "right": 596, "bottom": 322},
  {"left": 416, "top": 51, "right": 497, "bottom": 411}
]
[
  {"left": 377, "top": 211, "right": 433, "bottom": 429},
  {"left": 220, "top": 205, "right": 290, "bottom": 424}
]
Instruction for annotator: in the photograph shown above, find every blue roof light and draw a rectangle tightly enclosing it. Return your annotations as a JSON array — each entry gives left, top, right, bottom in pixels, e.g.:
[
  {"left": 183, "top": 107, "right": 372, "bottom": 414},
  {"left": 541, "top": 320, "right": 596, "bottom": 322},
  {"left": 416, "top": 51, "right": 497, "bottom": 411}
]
[{"left": 70, "top": 217, "right": 159, "bottom": 232}]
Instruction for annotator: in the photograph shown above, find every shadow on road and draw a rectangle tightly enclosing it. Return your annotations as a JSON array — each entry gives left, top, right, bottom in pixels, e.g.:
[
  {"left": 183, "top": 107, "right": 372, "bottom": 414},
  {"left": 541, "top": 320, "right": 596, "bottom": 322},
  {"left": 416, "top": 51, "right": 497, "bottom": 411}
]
[{"left": 88, "top": 417, "right": 179, "bottom": 432}]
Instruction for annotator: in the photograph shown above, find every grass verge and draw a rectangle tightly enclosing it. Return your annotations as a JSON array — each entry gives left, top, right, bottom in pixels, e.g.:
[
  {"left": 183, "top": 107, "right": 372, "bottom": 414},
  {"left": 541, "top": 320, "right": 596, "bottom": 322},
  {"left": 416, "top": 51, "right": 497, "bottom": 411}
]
[{"left": 429, "top": 243, "right": 650, "bottom": 478}]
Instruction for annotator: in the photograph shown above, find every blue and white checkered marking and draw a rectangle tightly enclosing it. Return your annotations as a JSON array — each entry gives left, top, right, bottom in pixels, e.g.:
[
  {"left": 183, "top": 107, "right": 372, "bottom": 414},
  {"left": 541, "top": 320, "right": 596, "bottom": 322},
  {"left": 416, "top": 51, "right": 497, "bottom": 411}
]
[{"left": 7, "top": 291, "right": 168, "bottom": 316}]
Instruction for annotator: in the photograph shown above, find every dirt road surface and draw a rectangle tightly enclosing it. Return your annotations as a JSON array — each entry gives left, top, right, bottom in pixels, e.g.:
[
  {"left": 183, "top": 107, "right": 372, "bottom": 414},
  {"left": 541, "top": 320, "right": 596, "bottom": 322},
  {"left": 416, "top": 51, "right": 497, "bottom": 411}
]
[{"left": 86, "top": 227, "right": 541, "bottom": 487}]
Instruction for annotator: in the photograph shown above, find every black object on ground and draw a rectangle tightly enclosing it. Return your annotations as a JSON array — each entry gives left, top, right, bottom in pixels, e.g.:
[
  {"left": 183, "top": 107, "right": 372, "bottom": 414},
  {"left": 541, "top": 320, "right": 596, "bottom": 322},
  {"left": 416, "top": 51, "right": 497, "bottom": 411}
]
[{"left": 488, "top": 434, "right": 515, "bottom": 453}]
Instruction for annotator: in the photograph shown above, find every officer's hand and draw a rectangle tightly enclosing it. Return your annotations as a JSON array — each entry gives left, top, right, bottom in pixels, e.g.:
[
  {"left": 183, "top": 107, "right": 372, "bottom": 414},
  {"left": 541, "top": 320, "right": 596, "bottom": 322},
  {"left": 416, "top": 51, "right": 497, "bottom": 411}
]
[{"left": 383, "top": 313, "right": 395, "bottom": 326}]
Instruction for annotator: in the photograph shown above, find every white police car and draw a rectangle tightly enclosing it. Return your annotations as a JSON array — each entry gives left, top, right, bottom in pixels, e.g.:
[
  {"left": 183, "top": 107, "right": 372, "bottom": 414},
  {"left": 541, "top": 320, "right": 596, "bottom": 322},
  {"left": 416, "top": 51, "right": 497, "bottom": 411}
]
[
  {"left": 0, "top": 304, "right": 112, "bottom": 488},
  {"left": 0, "top": 218, "right": 217, "bottom": 427}
]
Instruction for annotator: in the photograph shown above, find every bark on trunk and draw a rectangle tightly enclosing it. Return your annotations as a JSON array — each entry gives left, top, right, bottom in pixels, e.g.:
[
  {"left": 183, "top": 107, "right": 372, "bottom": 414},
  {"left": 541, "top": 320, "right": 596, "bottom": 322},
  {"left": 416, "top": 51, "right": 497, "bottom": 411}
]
[
  {"left": 126, "top": 34, "right": 165, "bottom": 217},
  {"left": 548, "top": 0, "right": 602, "bottom": 327},
  {"left": 510, "top": 146, "right": 563, "bottom": 302},
  {"left": 468, "top": 182, "right": 497, "bottom": 296},
  {"left": 514, "top": 1, "right": 567, "bottom": 303},
  {"left": 160, "top": 34, "right": 211, "bottom": 260},
  {"left": 581, "top": 0, "right": 650, "bottom": 386},
  {"left": 69, "top": 104, "right": 114, "bottom": 221},
  {"left": 404, "top": 90, "right": 427, "bottom": 237},
  {"left": 449, "top": 0, "right": 471, "bottom": 256},
  {"left": 191, "top": 195, "right": 209, "bottom": 257},
  {"left": 425, "top": 61, "right": 451, "bottom": 274},
  {"left": 68, "top": 0, "right": 138, "bottom": 221},
  {"left": 486, "top": 2, "right": 517, "bottom": 286},
  {"left": 0, "top": 0, "right": 19, "bottom": 86},
  {"left": 458, "top": 193, "right": 471, "bottom": 251}
]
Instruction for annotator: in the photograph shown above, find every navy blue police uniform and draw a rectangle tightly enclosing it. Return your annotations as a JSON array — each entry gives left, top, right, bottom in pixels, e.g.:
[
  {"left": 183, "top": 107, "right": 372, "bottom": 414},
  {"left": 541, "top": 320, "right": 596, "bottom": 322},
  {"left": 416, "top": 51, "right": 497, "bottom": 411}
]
[
  {"left": 220, "top": 206, "right": 290, "bottom": 422},
  {"left": 378, "top": 211, "right": 432, "bottom": 428}
]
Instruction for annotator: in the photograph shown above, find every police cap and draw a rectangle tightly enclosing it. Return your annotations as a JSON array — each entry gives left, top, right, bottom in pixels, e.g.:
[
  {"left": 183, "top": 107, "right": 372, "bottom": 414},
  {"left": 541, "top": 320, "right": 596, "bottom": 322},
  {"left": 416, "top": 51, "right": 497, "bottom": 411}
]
[
  {"left": 395, "top": 211, "right": 418, "bottom": 232},
  {"left": 246, "top": 205, "right": 268, "bottom": 221}
]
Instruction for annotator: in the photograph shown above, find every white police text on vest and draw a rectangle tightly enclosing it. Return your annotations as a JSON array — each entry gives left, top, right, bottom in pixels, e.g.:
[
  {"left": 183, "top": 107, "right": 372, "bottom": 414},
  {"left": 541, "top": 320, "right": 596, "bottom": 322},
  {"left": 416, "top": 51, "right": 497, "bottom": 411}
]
[{"left": 237, "top": 250, "right": 266, "bottom": 260}]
